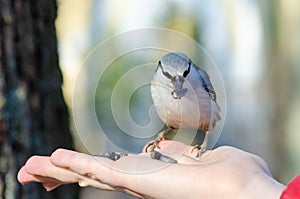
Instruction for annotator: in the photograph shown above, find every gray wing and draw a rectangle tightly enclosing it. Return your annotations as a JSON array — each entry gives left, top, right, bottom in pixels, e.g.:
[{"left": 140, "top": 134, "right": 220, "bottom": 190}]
[{"left": 193, "top": 63, "right": 217, "bottom": 101}]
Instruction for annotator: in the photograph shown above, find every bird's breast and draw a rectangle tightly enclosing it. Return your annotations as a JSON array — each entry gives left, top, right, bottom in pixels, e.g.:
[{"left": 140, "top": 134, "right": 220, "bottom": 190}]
[{"left": 151, "top": 79, "right": 220, "bottom": 130}]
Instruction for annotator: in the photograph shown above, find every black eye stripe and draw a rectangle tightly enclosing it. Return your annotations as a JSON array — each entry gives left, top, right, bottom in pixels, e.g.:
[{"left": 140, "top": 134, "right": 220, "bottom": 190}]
[
  {"left": 183, "top": 62, "right": 191, "bottom": 78},
  {"left": 157, "top": 61, "right": 172, "bottom": 79}
]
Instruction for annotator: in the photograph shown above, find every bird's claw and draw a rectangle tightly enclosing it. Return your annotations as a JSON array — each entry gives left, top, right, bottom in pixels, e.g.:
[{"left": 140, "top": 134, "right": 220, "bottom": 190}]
[
  {"left": 145, "top": 139, "right": 162, "bottom": 152},
  {"left": 191, "top": 144, "right": 207, "bottom": 157},
  {"left": 145, "top": 127, "right": 173, "bottom": 152}
]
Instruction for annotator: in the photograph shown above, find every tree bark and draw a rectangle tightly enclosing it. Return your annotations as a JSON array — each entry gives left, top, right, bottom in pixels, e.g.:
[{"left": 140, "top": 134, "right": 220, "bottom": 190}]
[{"left": 0, "top": 0, "right": 78, "bottom": 198}]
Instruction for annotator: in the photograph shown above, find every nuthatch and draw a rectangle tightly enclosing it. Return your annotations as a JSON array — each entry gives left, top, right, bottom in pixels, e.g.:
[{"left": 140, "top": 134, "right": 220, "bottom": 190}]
[{"left": 147, "top": 52, "right": 221, "bottom": 156}]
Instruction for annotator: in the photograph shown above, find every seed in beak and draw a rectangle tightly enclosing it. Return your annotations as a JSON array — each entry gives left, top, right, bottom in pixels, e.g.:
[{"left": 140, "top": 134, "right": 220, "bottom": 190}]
[{"left": 171, "top": 88, "right": 188, "bottom": 99}]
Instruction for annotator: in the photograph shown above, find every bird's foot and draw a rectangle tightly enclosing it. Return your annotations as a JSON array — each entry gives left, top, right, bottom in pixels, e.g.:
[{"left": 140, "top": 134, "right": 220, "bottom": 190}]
[
  {"left": 145, "top": 137, "right": 164, "bottom": 152},
  {"left": 145, "top": 127, "right": 174, "bottom": 152},
  {"left": 192, "top": 131, "right": 210, "bottom": 157},
  {"left": 191, "top": 143, "right": 207, "bottom": 158}
]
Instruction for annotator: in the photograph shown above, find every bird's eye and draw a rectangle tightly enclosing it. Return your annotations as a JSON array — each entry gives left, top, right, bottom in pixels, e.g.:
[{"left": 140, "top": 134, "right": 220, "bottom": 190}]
[
  {"left": 183, "top": 70, "right": 189, "bottom": 77},
  {"left": 183, "top": 62, "right": 191, "bottom": 78}
]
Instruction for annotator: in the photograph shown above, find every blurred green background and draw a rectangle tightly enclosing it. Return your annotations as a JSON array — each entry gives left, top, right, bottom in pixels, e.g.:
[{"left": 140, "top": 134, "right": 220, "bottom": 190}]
[{"left": 55, "top": 0, "right": 300, "bottom": 198}]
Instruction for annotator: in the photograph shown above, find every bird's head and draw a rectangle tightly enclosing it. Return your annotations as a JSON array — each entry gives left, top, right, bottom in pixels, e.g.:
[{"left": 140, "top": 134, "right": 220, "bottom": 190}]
[{"left": 156, "top": 52, "right": 191, "bottom": 99}]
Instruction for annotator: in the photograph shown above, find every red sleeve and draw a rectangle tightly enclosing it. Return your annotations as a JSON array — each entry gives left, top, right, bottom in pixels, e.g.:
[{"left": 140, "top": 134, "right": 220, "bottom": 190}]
[{"left": 280, "top": 175, "right": 300, "bottom": 199}]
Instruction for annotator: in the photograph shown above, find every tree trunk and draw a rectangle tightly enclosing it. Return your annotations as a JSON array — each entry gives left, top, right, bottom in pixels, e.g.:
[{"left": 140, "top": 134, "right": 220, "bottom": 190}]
[{"left": 0, "top": 0, "right": 78, "bottom": 198}]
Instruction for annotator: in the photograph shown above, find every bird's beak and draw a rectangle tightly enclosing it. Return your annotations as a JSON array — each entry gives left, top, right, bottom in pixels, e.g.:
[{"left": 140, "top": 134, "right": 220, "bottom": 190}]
[{"left": 171, "top": 76, "right": 188, "bottom": 99}]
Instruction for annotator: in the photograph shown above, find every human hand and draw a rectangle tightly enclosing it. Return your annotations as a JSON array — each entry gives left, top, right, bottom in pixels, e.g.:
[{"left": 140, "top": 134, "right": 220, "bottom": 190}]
[{"left": 17, "top": 141, "right": 285, "bottom": 199}]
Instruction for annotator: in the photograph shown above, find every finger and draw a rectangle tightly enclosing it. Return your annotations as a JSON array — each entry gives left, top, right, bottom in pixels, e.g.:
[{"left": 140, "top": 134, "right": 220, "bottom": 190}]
[
  {"left": 24, "top": 156, "right": 80, "bottom": 183},
  {"left": 18, "top": 165, "right": 62, "bottom": 191},
  {"left": 51, "top": 149, "right": 204, "bottom": 199},
  {"left": 17, "top": 166, "right": 52, "bottom": 185},
  {"left": 51, "top": 149, "right": 183, "bottom": 184},
  {"left": 51, "top": 148, "right": 198, "bottom": 185},
  {"left": 18, "top": 166, "right": 34, "bottom": 184},
  {"left": 51, "top": 149, "right": 149, "bottom": 197},
  {"left": 19, "top": 155, "right": 117, "bottom": 191},
  {"left": 23, "top": 155, "right": 114, "bottom": 189},
  {"left": 38, "top": 173, "right": 115, "bottom": 192},
  {"left": 51, "top": 149, "right": 118, "bottom": 184},
  {"left": 18, "top": 157, "right": 63, "bottom": 185}
]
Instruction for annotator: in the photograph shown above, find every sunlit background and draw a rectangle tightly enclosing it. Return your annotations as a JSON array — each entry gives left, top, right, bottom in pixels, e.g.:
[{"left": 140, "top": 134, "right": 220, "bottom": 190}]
[{"left": 56, "top": 0, "right": 300, "bottom": 198}]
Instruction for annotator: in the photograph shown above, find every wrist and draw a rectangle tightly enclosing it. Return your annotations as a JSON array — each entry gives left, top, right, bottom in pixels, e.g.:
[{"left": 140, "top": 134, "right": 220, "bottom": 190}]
[{"left": 239, "top": 172, "right": 286, "bottom": 199}]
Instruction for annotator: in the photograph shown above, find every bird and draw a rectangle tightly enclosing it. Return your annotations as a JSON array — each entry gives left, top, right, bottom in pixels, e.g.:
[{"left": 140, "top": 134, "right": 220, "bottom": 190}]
[{"left": 147, "top": 52, "right": 221, "bottom": 156}]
